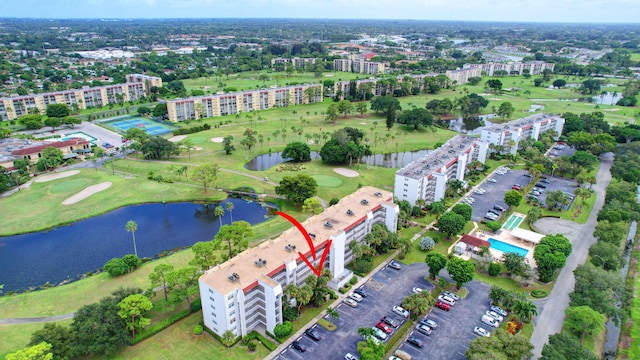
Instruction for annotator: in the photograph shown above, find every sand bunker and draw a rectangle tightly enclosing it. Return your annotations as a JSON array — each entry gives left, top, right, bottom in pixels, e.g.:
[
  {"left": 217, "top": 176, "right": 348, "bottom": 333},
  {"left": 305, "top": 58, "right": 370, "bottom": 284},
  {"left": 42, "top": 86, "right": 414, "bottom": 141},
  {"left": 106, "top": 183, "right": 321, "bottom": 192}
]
[
  {"left": 62, "top": 182, "right": 112, "bottom": 205},
  {"left": 333, "top": 168, "right": 359, "bottom": 177},
  {"left": 35, "top": 170, "right": 80, "bottom": 183},
  {"left": 489, "top": 98, "right": 502, "bottom": 101},
  {"left": 169, "top": 135, "right": 187, "bottom": 142},
  {"left": 194, "top": 146, "right": 203, "bottom": 150},
  {"left": 211, "top": 137, "right": 224, "bottom": 143}
]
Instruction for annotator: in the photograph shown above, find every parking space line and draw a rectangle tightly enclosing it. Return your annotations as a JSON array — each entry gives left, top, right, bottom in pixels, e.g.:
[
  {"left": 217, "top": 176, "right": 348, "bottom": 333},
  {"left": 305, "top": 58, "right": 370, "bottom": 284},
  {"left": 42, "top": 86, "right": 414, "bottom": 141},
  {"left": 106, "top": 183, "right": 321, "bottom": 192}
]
[{"left": 367, "top": 278, "right": 385, "bottom": 290}]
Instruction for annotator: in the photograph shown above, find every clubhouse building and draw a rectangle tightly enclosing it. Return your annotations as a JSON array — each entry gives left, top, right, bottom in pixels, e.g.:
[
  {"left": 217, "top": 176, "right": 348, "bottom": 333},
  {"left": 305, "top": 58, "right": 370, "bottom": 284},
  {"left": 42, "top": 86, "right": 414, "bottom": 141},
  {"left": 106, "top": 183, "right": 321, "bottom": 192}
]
[{"left": 198, "top": 186, "right": 399, "bottom": 337}]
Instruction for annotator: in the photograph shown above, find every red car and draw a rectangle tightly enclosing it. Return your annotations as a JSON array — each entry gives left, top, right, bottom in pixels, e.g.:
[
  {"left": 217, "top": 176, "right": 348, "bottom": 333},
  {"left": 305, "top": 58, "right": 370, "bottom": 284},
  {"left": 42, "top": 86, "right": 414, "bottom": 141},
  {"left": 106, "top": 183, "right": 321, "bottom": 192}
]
[
  {"left": 376, "top": 321, "right": 393, "bottom": 334},
  {"left": 511, "top": 185, "right": 521, "bottom": 191},
  {"left": 435, "top": 301, "right": 450, "bottom": 311}
]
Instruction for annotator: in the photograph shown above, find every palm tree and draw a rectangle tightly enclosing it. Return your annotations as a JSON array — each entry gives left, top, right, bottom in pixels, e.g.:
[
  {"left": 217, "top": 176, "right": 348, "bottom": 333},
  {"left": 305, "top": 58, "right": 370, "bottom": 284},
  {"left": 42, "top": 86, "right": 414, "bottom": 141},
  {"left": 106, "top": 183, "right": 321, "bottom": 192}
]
[
  {"left": 125, "top": 220, "right": 138, "bottom": 256},
  {"left": 527, "top": 207, "right": 543, "bottom": 225},
  {"left": 326, "top": 307, "right": 340, "bottom": 325},
  {"left": 357, "top": 327, "right": 376, "bottom": 339},
  {"left": 221, "top": 330, "right": 235, "bottom": 355},
  {"left": 513, "top": 299, "right": 538, "bottom": 323},
  {"left": 225, "top": 201, "right": 234, "bottom": 223},
  {"left": 214, "top": 205, "right": 225, "bottom": 227},
  {"left": 429, "top": 201, "right": 446, "bottom": 219}
]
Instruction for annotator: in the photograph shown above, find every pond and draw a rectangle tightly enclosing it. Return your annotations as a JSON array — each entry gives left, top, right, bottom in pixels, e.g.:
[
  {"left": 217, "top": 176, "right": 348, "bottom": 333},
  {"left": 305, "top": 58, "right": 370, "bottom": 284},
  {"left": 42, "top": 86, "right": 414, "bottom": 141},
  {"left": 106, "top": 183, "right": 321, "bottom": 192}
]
[
  {"left": 244, "top": 149, "right": 434, "bottom": 171},
  {"left": 0, "top": 199, "right": 272, "bottom": 293}
]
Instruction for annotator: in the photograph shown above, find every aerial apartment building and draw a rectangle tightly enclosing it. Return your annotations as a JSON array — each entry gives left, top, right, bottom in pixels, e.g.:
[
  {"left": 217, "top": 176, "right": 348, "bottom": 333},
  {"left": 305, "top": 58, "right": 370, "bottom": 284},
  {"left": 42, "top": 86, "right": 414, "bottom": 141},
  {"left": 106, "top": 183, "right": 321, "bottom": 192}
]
[
  {"left": 333, "top": 74, "right": 433, "bottom": 99},
  {"left": 198, "top": 186, "right": 399, "bottom": 337},
  {"left": 333, "top": 59, "right": 385, "bottom": 74},
  {"left": 463, "top": 61, "right": 555, "bottom": 76},
  {"left": 270, "top": 57, "right": 317, "bottom": 69},
  {"left": 166, "top": 83, "right": 323, "bottom": 122},
  {"left": 0, "top": 137, "right": 91, "bottom": 169},
  {"left": 125, "top": 74, "right": 163, "bottom": 95},
  {"left": 480, "top": 113, "right": 564, "bottom": 155},
  {"left": 394, "top": 135, "right": 488, "bottom": 206},
  {"left": 0, "top": 75, "right": 152, "bottom": 121},
  {"left": 445, "top": 62, "right": 555, "bottom": 85}
]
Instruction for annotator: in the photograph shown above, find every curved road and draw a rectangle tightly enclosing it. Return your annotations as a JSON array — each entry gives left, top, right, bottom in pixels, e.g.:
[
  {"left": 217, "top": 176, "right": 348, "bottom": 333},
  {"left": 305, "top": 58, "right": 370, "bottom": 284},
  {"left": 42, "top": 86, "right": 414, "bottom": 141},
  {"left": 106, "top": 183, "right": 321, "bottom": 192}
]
[{"left": 529, "top": 153, "right": 613, "bottom": 359}]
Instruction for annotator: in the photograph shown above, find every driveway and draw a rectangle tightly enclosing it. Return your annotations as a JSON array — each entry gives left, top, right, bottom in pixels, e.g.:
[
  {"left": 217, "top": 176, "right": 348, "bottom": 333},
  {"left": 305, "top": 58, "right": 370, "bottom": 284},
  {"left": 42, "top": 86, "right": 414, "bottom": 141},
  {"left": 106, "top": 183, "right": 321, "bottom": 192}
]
[
  {"left": 469, "top": 168, "right": 531, "bottom": 222},
  {"left": 529, "top": 153, "right": 613, "bottom": 359}
]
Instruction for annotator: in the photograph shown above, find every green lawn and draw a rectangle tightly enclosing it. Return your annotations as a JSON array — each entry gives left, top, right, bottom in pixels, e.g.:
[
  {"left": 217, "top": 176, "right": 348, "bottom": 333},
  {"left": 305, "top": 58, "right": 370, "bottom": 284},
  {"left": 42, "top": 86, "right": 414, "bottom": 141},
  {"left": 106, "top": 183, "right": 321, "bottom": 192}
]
[
  {"left": 0, "top": 320, "right": 72, "bottom": 358},
  {"left": 100, "top": 314, "right": 270, "bottom": 360},
  {"left": 626, "top": 253, "right": 640, "bottom": 359}
]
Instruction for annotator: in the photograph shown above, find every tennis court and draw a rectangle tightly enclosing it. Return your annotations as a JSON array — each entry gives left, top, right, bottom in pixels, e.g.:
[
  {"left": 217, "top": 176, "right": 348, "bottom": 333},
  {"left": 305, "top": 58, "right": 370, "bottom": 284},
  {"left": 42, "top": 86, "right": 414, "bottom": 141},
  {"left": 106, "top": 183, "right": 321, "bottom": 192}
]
[{"left": 103, "top": 117, "right": 175, "bottom": 136}]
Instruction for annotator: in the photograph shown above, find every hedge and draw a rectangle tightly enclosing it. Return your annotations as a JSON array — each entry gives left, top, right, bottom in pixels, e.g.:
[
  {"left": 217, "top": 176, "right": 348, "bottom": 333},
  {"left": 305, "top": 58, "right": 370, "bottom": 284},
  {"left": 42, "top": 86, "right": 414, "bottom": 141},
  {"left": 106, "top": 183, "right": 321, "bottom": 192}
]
[
  {"left": 384, "top": 316, "right": 416, "bottom": 353},
  {"left": 246, "top": 331, "right": 278, "bottom": 351},
  {"left": 173, "top": 123, "right": 211, "bottom": 136},
  {"left": 132, "top": 309, "right": 190, "bottom": 345}
]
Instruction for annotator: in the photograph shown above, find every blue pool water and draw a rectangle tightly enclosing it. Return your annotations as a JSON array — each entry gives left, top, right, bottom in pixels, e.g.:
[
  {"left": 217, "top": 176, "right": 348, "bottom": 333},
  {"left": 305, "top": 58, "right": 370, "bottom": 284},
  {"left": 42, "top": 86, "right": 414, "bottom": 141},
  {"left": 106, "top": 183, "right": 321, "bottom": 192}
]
[{"left": 488, "top": 238, "right": 529, "bottom": 257}]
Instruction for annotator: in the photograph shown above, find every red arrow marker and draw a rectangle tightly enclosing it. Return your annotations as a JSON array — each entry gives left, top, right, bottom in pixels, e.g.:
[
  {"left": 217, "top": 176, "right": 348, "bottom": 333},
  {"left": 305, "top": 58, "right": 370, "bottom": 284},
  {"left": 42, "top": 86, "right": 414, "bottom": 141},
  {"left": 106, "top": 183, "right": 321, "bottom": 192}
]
[
  {"left": 276, "top": 211, "right": 317, "bottom": 260},
  {"left": 276, "top": 211, "right": 331, "bottom": 277},
  {"left": 298, "top": 240, "right": 332, "bottom": 278}
]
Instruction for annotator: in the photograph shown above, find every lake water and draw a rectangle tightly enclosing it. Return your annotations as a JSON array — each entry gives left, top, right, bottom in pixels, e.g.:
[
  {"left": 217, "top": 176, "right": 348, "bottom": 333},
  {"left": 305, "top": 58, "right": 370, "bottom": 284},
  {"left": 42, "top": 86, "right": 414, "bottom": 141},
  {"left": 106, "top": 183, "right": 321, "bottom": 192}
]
[
  {"left": 244, "top": 149, "right": 433, "bottom": 171},
  {"left": 0, "top": 199, "right": 271, "bottom": 292}
]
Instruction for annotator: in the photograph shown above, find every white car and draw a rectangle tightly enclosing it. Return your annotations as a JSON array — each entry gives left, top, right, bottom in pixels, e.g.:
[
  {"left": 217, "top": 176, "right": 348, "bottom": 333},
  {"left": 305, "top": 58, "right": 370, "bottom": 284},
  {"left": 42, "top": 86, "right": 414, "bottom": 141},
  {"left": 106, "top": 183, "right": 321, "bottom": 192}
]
[
  {"left": 490, "top": 305, "right": 508, "bottom": 317},
  {"left": 474, "top": 326, "right": 490, "bottom": 337},
  {"left": 349, "top": 292, "right": 363, "bottom": 302},
  {"left": 485, "top": 310, "right": 504, "bottom": 322},
  {"left": 412, "top": 287, "right": 425, "bottom": 294},
  {"left": 442, "top": 291, "right": 460, "bottom": 300},
  {"left": 437, "top": 295, "right": 456, "bottom": 306},
  {"left": 343, "top": 298, "right": 358, "bottom": 308},
  {"left": 487, "top": 178, "right": 497, "bottom": 183},
  {"left": 372, "top": 327, "right": 388, "bottom": 340},
  {"left": 345, "top": 353, "right": 359, "bottom": 360},
  {"left": 393, "top": 305, "right": 409, "bottom": 318}
]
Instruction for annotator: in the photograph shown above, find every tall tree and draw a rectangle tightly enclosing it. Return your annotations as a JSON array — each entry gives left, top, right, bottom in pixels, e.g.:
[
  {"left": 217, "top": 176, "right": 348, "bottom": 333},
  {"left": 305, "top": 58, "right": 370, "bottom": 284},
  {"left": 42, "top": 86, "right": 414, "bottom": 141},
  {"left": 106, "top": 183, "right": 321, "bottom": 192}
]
[
  {"left": 446, "top": 257, "right": 475, "bottom": 289},
  {"left": 214, "top": 205, "right": 225, "bottom": 227},
  {"left": 436, "top": 212, "right": 466, "bottom": 239},
  {"left": 190, "top": 241, "right": 217, "bottom": 271},
  {"left": 225, "top": 201, "right": 234, "bottom": 223},
  {"left": 166, "top": 267, "right": 200, "bottom": 313},
  {"left": 29, "top": 323, "right": 74, "bottom": 360},
  {"left": 275, "top": 174, "right": 318, "bottom": 205},
  {"left": 148, "top": 264, "right": 174, "bottom": 302},
  {"left": 466, "top": 329, "right": 533, "bottom": 360},
  {"left": 565, "top": 305, "right": 606, "bottom": 343},
  {"left": 125, "top": 220, "right": 138, "bottom": 257},
  {"left": 425, "top": 252, "right": 448, "bottom": 279},
  {"left": 540, "top": 332, "right": 599, "bottom": 360},
  {"left": 5, "top": 342, "right": 53, "bottom": 360},
  {"left": 117, "top": 294, "right": 153, "bottom": 339}
]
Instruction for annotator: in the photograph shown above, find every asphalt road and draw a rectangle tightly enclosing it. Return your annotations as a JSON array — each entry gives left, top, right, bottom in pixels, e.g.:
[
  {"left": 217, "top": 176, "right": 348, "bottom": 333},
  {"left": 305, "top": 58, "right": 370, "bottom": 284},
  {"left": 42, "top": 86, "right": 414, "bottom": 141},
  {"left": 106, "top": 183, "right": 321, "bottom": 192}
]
[{"left": 528, "top": 153, "right": 613, "bottom": 359}]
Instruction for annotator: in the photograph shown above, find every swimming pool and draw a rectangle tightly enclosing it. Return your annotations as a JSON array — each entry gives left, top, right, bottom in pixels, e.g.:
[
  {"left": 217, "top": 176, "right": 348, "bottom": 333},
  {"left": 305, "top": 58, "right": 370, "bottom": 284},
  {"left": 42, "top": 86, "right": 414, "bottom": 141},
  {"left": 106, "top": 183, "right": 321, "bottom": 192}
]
[
  {"left": 62, "top": 131, "right": 97, "bottom": 143},
  {"left": 488, "top": 238, "right": 529, "bottom": 257}
]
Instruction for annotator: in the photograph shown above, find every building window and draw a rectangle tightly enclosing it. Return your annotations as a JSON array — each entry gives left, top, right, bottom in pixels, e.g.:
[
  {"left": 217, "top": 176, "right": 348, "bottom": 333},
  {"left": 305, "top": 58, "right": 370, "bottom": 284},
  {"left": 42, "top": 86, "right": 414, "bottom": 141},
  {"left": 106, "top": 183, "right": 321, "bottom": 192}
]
[
  {"left": 230, "top": 318, "right": 236, "bottom": 324},
  {"left": 228, "top": 302, "right": 234, "bottom": 309}
]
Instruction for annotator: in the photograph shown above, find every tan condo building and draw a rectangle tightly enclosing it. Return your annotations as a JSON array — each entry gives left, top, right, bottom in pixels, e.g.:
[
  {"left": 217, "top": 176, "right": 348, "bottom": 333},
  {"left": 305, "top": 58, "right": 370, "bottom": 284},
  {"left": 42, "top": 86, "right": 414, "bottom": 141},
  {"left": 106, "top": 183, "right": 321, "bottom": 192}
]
[
  {"left": 198, "top": 186, "right": 399, "bottom": 337},
  {"left": 125, "top": 74, "right": 163, "bottom": 95},
  {"left": 166, "top": 84, "right": 322, "bottom": 122}
]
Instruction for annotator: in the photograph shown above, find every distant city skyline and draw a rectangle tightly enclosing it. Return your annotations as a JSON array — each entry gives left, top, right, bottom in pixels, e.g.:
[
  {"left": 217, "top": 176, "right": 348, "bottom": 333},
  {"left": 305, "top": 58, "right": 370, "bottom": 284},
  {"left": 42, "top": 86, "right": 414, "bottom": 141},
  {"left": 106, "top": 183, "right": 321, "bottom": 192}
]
[{"left": 4, "top": 0, "right": 639, "bottom": 23}]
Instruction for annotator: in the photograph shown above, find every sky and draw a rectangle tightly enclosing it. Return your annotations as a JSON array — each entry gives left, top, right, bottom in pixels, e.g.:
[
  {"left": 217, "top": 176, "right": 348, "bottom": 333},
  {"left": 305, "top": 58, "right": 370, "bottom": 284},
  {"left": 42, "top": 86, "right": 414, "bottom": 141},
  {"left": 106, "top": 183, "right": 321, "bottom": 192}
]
[{"left": 2, "top": 0, "right": 639, "bottom": 23}]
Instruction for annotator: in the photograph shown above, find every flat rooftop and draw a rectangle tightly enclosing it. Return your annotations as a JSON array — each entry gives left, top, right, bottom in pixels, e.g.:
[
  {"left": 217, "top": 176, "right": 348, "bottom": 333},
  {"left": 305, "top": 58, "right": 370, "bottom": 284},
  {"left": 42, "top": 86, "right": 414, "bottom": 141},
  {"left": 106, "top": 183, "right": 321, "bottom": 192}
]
[
  {"left": 483, "top": 113, "right": 561, "bottom": 134},
  {"left": 395, "top": 135, "right": 477, "bottom": 179},
  {"left": 200, "top": 186, "right": 392, "bottom": 295}
]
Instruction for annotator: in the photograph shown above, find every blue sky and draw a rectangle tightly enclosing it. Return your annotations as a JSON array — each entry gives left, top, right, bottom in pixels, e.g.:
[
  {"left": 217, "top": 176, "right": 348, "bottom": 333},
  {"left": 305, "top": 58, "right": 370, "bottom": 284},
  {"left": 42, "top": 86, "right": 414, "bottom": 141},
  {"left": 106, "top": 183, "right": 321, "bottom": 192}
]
[{"left": 3, "top": 0, "right": 639, "bottom": 23}]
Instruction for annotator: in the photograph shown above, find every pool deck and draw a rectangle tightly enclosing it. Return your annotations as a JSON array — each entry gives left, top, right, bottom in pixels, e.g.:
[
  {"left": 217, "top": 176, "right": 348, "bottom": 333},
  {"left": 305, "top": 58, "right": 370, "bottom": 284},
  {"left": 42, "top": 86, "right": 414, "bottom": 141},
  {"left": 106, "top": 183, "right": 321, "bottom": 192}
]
[{"left": 471, "top": 220, "right": 538, "bottom": 268}]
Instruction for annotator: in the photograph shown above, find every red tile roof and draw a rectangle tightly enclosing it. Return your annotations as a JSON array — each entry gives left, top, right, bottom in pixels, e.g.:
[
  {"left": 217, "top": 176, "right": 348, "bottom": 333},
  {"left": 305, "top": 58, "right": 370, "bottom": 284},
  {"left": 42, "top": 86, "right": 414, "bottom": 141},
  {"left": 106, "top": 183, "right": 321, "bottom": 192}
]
[
  {"left": 459, "top": 234, "right": 491, "bottom": 249},
  {"left": 11, "top": 138, "right": 89, "bottom": 156}
]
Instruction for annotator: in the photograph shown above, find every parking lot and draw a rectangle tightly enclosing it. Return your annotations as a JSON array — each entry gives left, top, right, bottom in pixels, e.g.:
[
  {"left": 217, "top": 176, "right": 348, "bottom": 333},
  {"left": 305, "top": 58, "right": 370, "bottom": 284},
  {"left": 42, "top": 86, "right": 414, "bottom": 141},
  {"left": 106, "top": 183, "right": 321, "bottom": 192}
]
[
  {"left": 528, "top": 176, "right": 577, "bottom": 210},
  {"left": 394, "top": 279, "right": 494, "bottom": 360},
  {"left": 275, "top": 262, "right": 434, "bottom": 360},
  {"left": 467, "top": 168, "right": 531, "bottom": 222}
]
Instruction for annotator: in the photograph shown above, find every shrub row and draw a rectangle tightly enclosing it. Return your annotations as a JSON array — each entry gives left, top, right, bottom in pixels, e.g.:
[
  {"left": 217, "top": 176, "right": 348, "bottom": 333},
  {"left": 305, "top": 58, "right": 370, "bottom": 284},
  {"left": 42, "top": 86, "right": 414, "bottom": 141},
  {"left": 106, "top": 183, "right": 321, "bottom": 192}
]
[
  {"left": 265, "top": 330, "right": 282, "bottom": 344},
  {"left": 384, "top": 316, "right": 415, "bottom": 353},
  {"left": 173, "top": 123, "right": 211, "bottom": 136},
  {"left": 245, "top": 331, "right": 278, "bottom": 351}
]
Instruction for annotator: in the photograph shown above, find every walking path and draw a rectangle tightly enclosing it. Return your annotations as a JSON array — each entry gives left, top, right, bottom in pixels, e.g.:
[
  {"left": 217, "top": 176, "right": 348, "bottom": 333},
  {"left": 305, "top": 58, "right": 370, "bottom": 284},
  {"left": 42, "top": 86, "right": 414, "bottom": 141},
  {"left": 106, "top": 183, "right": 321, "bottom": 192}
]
[
  {"left": 528, "top": 153, "right": 613, "bottom": 359},
  {"left": 0, "top": 313, "right": 74, "bottom": 325}
]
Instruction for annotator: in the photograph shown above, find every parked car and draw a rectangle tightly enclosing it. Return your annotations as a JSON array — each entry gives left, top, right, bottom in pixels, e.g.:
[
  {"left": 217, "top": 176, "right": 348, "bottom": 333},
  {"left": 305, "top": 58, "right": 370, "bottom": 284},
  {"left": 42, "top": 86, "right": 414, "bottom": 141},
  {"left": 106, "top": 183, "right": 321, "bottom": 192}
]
[
  {"left": 530, "top": 190, "right": 541, "bottom": 196},
  {"left": 305, "top": 328, "right": 321, "bottom": 341},
  {"left": 388, "top": 261, "right": 402, "bottom": 270},
  {"left": 490, "top": 305, "right": 508, "bottom": 317},
  {"left": 442, "top": 291, "right": 460, "bottom": 300},
  {"left": 535, "top": 183, "right": 547, "bottom": 189},
  {"left": 412, "top": 287, "right": 425, "bottom": 294},
  {"left": 420, "top": 318, "right": 438, "bottom": 329},
  {"left": 481, "top": 314, "right": 500, "bottom": 328},
  {"left": 406, "top": 336, "right": 424, "bottom": 348},
  {"left": 343, "top": 298, "right": 358, "bottom": 308},
  {"left": 511, "top": 185, "right": 521, "bottom": 190},
  {"left": 345, "top": 353, "right": 359, "bottom": 360},
  {"left": 523, "top": 174, "right": 533, "bottom": 178},
  {"left": 393, "top": 350, "right": 412, "bottom": 360},
  {"left": 382, "top": 316, "right": 400, "bottom": 328},
  {"left": 474, "top": 326, "right": 490, "bottom": 337},
  {"left": 485, "top": 310, "right": 504, "bottom": 322},
  {"left": 354, "top": 288, "right": 368, "bottom": 298},
  {"left": 393, "top": 306, "right": 410, "bottom": 318},
  {"left": 437, "top": 295, "right": 456, "bottom": 306},
  {"left": 372, "top": 327, "right": 388, "bottom": 340},
  {"left": 292, "top": 340, "right": 306, "bottom": 352},
  {"left": 540, "top": 179, "right": 551, "bottom": 184},
  {"left": 388, "top": 357, "right": 402, "bottom": 360},
  {"left": 376, "top": 321, "right": 393, "bottom": 334},
  {"left": 487, "top": 178, "right": 497, "bottom": 183},
  {"left": 489, "top": 209, "right": 501, "bottom": 216},
  {"left": 435, "top": 301, "right": 450, "bottom": 311},
  {"left": 485, "top": 213, "right": 498, "bottom": 221},
  {"left": 493, "top": 205, "right": 506, "bottom": 212},
  {"left": 349, "top": 292, "right": 363, "bottom": 302},
  {"left": 416, "top": 324, "right": 432, "bottom": 336}
]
